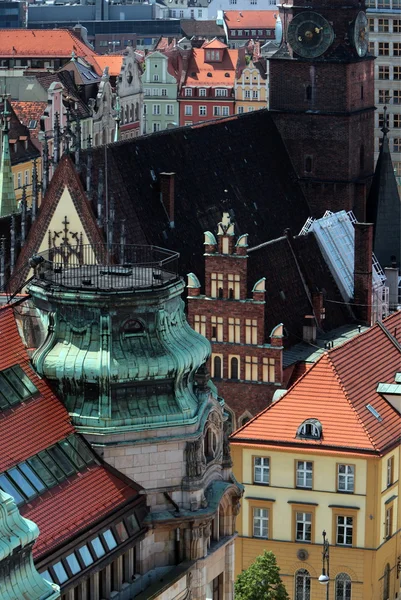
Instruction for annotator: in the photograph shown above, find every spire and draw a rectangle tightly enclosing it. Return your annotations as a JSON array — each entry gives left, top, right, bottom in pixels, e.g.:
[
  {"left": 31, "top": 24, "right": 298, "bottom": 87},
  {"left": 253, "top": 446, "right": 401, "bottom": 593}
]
[
  {"left": 0, "top": 96, "right": 18, "bottom": 217},
  {"left": 366, "top": 105, "right": 401, "bottom": 268},
  {"left": 0, "top": 490, "right": 60, "bottom": 599}
]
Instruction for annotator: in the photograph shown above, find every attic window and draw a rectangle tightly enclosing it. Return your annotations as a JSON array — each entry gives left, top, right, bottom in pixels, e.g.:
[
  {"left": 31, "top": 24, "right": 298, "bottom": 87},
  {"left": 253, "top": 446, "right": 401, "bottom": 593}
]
[
  {"left": 28, "top": 119, "right": 37, "bottom": 129},
  {"left": 296, "top": 419, "right": 322, "bottom": 439},
  {"left": 366, "top": 404, "right": 382, "bottom": 421}
]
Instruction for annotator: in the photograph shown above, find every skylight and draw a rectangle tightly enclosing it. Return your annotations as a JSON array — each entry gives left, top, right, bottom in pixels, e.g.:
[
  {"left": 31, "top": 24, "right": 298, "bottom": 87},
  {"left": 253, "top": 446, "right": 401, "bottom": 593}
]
[
  {"left": 366, "top": 404, "right": 382, "bottom": 422},
  {"left": 28, "top": 119, "right": 37, "bottom": 129},
  {"left": 0, "top": 365, "right": 38, "bottom": 410},
  {"left": 0, "top": 435, "right": 95, "bottom": 506}
]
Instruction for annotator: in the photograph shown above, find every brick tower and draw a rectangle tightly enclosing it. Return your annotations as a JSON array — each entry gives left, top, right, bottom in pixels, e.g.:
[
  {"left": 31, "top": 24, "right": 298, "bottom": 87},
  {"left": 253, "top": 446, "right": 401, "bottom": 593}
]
[{"left": 269, "top": 0, "right": 375, "bottom": 219}]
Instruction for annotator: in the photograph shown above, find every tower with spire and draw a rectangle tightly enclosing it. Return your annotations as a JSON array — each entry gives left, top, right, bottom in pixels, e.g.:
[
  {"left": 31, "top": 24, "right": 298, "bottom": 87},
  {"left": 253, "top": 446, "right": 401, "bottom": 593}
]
[{"left": 0, "top": 95, "right": 18, "bottom": 218}]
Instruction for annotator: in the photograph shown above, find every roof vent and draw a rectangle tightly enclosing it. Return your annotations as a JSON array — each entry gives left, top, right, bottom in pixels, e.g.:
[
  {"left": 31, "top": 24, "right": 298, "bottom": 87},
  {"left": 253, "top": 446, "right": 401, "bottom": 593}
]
[
  {"left": 207, "top": 72, "right": 212, "bottom": 77},
  {"left": 225, "top": 72, "right": 230, "bottom": 77}
]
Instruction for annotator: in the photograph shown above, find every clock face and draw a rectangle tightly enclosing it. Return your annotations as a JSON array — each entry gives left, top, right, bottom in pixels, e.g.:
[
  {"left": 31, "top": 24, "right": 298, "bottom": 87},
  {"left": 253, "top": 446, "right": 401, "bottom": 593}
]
[
  {"left": 287, "top": 11, "right": 334, "bottom": 59},
  {"left": 126, "top": 64, "right": 133, "bottom": 84},
  {"left": 353, "top": 11, "right": 369, "bottom": 57}
]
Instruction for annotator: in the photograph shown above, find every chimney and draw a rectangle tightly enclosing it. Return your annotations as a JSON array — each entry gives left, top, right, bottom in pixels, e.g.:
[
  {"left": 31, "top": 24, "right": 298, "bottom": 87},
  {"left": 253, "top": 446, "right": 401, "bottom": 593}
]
[
  {"left": 160, "top": 172, "right": 175, "bottom": 228},
  {"left": 354, "top": 222, "right": 373, "bottom": 326},
  {"left": 302, "top": 315, "right": 316, "bottom": 343}
]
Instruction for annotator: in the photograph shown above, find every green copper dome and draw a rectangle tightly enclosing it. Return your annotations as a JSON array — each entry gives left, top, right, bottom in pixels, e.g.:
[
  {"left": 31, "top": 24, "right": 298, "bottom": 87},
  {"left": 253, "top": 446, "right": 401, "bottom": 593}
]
[{"left": 28, "top": 245, "right": 211, "bottom": 434}]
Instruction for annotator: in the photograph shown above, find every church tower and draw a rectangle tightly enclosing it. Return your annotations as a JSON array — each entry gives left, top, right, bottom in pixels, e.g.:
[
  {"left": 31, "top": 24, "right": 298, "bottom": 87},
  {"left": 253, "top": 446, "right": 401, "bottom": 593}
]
[{"left": 269, "top": 0, "right": 375, "bottom": 219}]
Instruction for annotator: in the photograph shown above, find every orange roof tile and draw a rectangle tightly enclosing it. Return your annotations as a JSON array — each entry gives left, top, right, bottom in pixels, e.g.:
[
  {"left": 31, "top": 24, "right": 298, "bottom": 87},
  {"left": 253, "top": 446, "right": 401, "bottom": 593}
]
[
  {"left": 90, "top": 54, "right": 124, "bottom": 77},
  {"left": 224, "top": 11, "right": 276, "bottom": 30},
  {"left": 0, "top": 29, "right": 96, "bottom": 60},
  {"left": 231, "top": 312, "right": 401, "bottom": 455},
  {"left": 184, "top": 47, "right": 239, "bottom": 87},
  {"left": 202, "top": 38, "right": 228, "bottom": 49},
  {"left": 11, "top": 101, "right": 46, "bottom": 139},
  {"left": 0, "top": 306, "right": 74, "bottom": 471},
  {"left": 22, "top": 465, "right": 139, "bottom": 558}
]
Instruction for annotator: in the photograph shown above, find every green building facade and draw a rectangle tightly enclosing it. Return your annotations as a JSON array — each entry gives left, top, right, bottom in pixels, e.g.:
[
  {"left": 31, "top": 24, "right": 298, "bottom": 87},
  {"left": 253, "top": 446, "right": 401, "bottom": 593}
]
[{"left": 143, "top": 51, "right": 179, "bottom": 133}]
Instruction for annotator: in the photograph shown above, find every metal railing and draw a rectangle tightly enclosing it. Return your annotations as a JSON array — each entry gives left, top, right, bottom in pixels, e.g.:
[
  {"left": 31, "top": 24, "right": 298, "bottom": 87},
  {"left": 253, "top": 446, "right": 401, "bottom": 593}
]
[{"left": 32, "top": 244, "right": 180, "bottom": 291}]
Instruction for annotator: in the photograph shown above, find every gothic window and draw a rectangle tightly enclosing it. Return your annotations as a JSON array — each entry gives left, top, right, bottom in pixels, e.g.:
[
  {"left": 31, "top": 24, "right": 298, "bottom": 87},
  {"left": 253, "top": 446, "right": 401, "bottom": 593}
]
[
  {"left": 238, "top": 412, "right": 252, "bottom": 427},
  {"left": 224, "top": 407, "right": 234, "bottom": 433},
  {"left": 383, "top": 563, "right": 390, "bottom": 600},
  {"left": 213, "top": 355, "right": 222, "bottom": 379},
  {"left": 360, "top": 145, "right": 365, "bottom": 170},
  {"left": 335, "top": 574, "right": 351, "bottom": 600},
  {"left": 304, "top": 156, "right": 313, "bottom": 173},
  {"left": 230, "top": 357, "right": 239, "bottom": 379},
  {"left": 305, "top": 85, "right": 312, "bottom": 101},
  {"left": 295, "top": 569, "right": 311, "bottom": 600}
]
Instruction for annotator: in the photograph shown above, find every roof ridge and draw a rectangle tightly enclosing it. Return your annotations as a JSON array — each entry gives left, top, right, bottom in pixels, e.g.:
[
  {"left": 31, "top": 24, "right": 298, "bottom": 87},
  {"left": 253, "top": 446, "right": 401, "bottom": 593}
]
[{"left": 325, "top": 352, "right": 378, "bottom": 451}]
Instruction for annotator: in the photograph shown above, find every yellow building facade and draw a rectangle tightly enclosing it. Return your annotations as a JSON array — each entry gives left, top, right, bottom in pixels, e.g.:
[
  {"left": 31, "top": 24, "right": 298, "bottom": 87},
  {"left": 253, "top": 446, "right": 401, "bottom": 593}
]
[
  {"left": 231, "top": 313, "right": 401, "bottom": 600},
  {"left": 12, "top": 157, "right": 42, "bottom": 206},
  {"left": 234, "top": 60, "right": 267, "bottom": 115}
]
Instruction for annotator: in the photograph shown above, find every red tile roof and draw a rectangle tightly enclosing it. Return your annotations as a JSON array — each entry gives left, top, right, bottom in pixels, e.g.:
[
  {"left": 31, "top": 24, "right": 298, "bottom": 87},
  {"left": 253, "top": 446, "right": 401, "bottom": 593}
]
[
  {"left": 11, "top": 101, "right": 46, "bottom": 139},
  {"left": 184, "top": 47, "right": 239, "bottom": 87},
  {"left": 224, "top": 11, "right": 276, "bottom": 30},
  {"left": 0, "top": 29, "right": 96, "bottom": 60},
  {"left": 90, "top": 54, "right": 124, "bottom": 77},
  {"left": 22, "top": 465, "right": 139, "bottom": 558},
  {"left": 231, "top": 312, "right": 401, "bottom": 455},
  {"left": 0, "top": 306, "right": 74, "bottom": 471},
  {"left": 203, "top": 38, "right": 228, "bottom": 49}
]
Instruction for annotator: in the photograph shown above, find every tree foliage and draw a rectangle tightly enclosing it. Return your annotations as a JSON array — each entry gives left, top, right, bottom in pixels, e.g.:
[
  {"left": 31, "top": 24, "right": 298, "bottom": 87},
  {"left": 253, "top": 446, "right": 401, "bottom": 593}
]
[{"left": 235, "top": 550, "right": 289, "bottom": 600}]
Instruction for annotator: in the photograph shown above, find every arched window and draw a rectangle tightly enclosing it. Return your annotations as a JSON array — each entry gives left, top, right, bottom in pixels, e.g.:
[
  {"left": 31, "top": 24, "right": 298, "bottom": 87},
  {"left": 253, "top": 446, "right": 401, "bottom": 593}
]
[
  {"left": 238, "top": 413, "right": 251, "bottom": 427},
  {"left": 125, "top": 105, "right": 129, "bottom": 123},
  {"left": 204, "top": 426, "right": 217, "bottom": 462},
  {"left": 295, "top": 569, "right": 310, "bottom": 600},
  {"left": 297, "top": 419, "right": 322, "bottom": 439},
  {"left": 135, "top": 102, "right": 139, "bottom": 120},
  {"left": 224, "top": 407, "right": 234, "bottom": 434},
  {"left": 305, "top": 85, "right": 312, "bottom": 100},
  {"left": 305, "top": 156, "right": 313, "bottom": 173},
  {"left": 335, "top": 573, "right": 351, "bottom": 600},
  {"left": 383, "top": 563, "right": 390, "bottom": 600},
  {"left": 213, "top": 355, "right": 222, "bottom": 379},
  {"left": 230, "top": 357, "right": 239, "bottom": 380}
]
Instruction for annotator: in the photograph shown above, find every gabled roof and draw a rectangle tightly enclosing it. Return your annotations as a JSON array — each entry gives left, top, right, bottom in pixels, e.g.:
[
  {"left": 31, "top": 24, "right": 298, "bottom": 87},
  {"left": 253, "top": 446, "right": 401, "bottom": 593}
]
[
  {"left": 0, "top": 99, "right": 40, "bottom": 167},
  {"left": 180, "top": 20, "right": 225, "bottom": 39},
  {"left": 11, "top": 101, "right": 46, "bottom": 140},
  {"left": 35, "top": 71, "right": 90, "bottom": 120},
  {"left": 90, "top": 55, "right": 124, "bottom": 77},
  {"left": 184, "top": 47, "right": 240, "bottom": 87},
  {"left": 224, "top": 11, "right": 276, "bottom": 30},
  {"left": 10, "top": 155, "right": 105, "bottom": 295},
  {"left": 231, "top": 311, "right": 401, "bottom": 455},
  {"left": 0, "top": 29, "right": 96, "bottom": 60},
  {"left": 203, "top": 38, "right": 228, "bottom": 49},
  {"left": 0, "top": 304, "right": 144, "bottom": 560},
  {"left": 367, "top": 130, "right": 401, "bottom": 268}
]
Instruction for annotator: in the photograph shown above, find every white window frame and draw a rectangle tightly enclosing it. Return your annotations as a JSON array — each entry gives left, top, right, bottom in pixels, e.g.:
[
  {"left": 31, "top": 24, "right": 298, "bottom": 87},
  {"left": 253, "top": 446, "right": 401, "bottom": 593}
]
[
  {"left": 221, "top": 106, "right": 229, "bottom": 116},
  {"left": 185, "top": 88, "right": 193, "bottom": 97},
  {"left": 215, "top": 88, "right": 228, "bottom": 97},
  {"left": 184, "top": 105, "right": 193, "bottom": 116},
  {"left": 253, "top": 507, "right": 268, "bottom": 538},
  {"left": 295, "top": 512, "right": 312, "bottom": 542},
  {"left": 337, "top": 464, "right": 354, "bottom": 493},
  {"left": 199, "top": 88, "right": 207, "bottom": 97},
  {"left": 296, "top": 461, "right": 313, "bottom": 489},
  {"left": 254, "top": 457, "right": 270, "bottom": 484},
  {"left": 165, "top": 104, "right": 174, "bottom": 116},
  {"left": 152, "top": 104, "right": 161, "bottom": 115},
  {"left": 199, "top": 105, "right": 207, "bottom": 116},
  {"left": 153, "top": 74, "right": 159, "bottom": 82},
  {"left": 336, "top": 516, "right": 353, "bottom": 546}
]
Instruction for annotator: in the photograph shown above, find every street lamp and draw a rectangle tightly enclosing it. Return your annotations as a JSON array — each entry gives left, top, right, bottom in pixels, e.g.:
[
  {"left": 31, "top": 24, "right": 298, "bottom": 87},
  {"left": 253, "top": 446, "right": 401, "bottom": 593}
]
[{"left": 318, "top": 530, "right": 330, "bottom": 599}]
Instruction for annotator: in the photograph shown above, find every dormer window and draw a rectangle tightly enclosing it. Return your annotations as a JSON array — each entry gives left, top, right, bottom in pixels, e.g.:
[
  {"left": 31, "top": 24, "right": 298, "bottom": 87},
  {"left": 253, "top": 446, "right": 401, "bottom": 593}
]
[
  {"left": 185, "top": 88, "right": 192, "bottom": 97},
  {"left": 297, "top": 419, "right": 322, "bottom": 439},
  {"left": 205, "top": 50, "right": 220, "bottom": 61}
]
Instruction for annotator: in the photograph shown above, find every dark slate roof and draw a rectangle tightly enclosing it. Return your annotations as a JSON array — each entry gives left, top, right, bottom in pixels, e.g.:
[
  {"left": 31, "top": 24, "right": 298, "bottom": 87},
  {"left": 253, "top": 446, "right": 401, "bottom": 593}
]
[
  {"left": 82, "top": 110, "right": 311, "bottom": 281},
  {"left": 35, "top": 71, "right": 91, "bottom": 119},
  {"left": 367, "top": 132, "right": 401, "bottom": 268},
  {"left": 247, "top": 231, "right": 351, "bottom": 345},
  {"left": 180, "top": 19, "right": 225, "bottom": 39}
]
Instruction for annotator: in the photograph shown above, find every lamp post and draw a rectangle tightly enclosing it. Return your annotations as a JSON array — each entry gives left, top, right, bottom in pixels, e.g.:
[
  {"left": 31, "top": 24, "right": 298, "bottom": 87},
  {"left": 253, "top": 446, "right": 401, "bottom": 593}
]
[{"left": 318, "top": 530, "right": 330, "bottom": 600}]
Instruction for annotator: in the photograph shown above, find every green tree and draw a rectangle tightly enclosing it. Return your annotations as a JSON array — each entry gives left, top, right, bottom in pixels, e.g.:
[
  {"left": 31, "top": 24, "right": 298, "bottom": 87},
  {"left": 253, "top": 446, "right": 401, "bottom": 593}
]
[{"left": 235, "top": 550, "right": 289, "bottom": 600}]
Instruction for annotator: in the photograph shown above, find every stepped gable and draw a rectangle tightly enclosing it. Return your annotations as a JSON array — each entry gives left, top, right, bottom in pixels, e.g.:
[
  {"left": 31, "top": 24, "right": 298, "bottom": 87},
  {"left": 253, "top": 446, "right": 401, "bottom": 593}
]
[
  {"left": 231, "top": 311, "right": 401, "bottom": 455},
  {"left": 247, "top": 231, "right": 350, "bottom": 345},
  {"left": 85, "top": 110, "right": 310, "bottom": 279},
  {"left": 0, "top": 304, "right": 144, "bottom": 559}
]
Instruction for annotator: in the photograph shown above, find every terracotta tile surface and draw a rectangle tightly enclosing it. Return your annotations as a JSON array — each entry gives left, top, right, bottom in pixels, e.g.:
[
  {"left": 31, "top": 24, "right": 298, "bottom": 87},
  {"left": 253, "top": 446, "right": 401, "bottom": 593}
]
[
  {"left": 90, "top": 55, "right": 124, "bottom": 77},
  {"left": 22, "top": 465, "right": 137, "bottom": 558},
  {"left": 231, "top": 312, "right": 401, "bottom": 454},
  {"left": 12, "top": 101, "right": 47, "bottom": 139},
  {"left": 224, "top": 11, "right": 277, "bottom": 30},
  {"left": 185, "top": 47, "right": 238, "bottom": 87},
  {"left": 0, "top": 305, "right": 74, "bottom": 471},
  {"left": 0, "top": 29, "right": 96, "bottom": 60}
]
